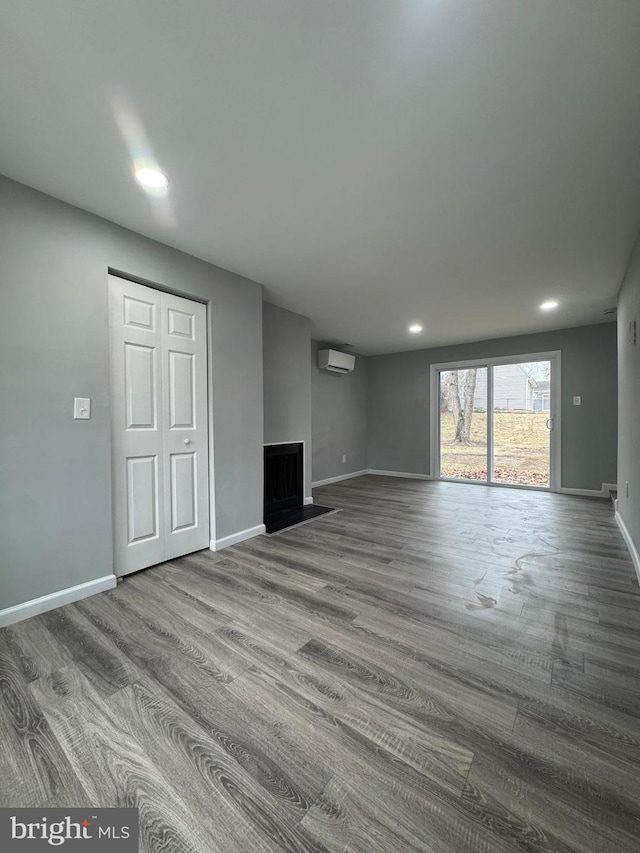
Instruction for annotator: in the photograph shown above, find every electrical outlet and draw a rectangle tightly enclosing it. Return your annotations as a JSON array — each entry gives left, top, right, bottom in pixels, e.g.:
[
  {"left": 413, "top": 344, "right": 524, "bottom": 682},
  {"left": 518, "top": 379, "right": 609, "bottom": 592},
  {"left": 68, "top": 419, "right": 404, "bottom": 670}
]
[
  {"left": 342, "top": 454, "right": 347, "bottom": 464},
  {"left": 572, "top": 396, "right": 581, "bottom": 406}
]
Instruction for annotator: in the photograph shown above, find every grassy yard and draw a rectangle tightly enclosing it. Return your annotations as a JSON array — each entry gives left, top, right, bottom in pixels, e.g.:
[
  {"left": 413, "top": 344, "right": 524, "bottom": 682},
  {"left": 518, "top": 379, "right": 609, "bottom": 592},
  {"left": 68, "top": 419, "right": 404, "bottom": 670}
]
[{"left": 440, "top": 410, "right": 550, "bottom": 486}]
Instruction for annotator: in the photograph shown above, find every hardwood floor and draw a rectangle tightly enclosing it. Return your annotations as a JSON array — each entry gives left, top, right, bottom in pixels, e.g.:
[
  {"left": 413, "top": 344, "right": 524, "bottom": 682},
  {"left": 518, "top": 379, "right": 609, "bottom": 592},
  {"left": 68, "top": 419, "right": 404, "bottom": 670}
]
[{"left": 1, "top": 476, "right": 640, "bottom": 852}]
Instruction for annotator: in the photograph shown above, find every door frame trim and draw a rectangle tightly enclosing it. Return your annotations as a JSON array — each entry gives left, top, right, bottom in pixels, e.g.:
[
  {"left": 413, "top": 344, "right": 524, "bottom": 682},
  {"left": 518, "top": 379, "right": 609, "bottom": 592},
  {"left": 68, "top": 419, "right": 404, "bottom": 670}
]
[{"left": 429, "top": 350, "right": 562, "bottom": 492}]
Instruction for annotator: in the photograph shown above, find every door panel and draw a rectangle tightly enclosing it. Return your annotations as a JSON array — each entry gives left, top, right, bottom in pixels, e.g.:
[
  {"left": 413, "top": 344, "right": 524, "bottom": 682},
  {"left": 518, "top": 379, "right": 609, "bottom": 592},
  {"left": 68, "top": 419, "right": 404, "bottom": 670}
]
[
  {"left": 123, "top": 295, "right": 156, "bottom": 330},
  {"left": 126, "top": 455, "right": 159, "bottom": 542},
  {"left": 439, "top": 367, "right": 488, "bottom": 481},
  {"left": 168, "top": 308, "right": 194, "bottom": 339},
  {"left": 170, "top": 452, "right": 197, "bottom": 531},
  {"left": 124, "top": 344, "right": 157, "bottom": 429},
  {"left": 109, "top": 276, "right": 209, "bottom": 576},
  {"left": 161, "top": 289, "right": 209, "bottom": 561},
  {"left": 491, "top": 361, "right": 551, "bottom": 488},
  {"left": 168, "top": 351, "right": 195, "bottom": 429},
  {"left": 110, "top": 278, "right": 165, "bottom": 574}
]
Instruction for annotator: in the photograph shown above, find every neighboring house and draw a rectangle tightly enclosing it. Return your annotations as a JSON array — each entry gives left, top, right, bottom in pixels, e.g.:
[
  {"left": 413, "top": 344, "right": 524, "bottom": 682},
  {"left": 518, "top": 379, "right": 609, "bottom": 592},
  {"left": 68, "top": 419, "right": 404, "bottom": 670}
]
[
  {"left": 442, "top": 365, "right": 550, "bottom": 412},
  {"left": 532, "top": 379, "right": 551, "bottom": 411},
  {"left": 465, "top": 364, "right": 537, "bottom": 411}
]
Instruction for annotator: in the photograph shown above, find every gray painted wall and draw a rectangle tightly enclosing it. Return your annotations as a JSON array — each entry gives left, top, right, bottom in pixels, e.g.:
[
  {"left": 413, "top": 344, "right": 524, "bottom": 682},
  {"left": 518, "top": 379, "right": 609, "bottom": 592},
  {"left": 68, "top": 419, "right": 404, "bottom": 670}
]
[
  {"left": 311, "top": 342, "right": 368, "bottom": 483},
  {"left": 617, "top": 236, "right": 640, "bottom": 553},
  {"left": 263, "top": 303, "right": 312, "bottom": 502},
  {"left": 0, "top": 175, "right": 264, "bottom": 611},
  {"left": 367, "top": 323, "right": 618, "bottom": 491}
]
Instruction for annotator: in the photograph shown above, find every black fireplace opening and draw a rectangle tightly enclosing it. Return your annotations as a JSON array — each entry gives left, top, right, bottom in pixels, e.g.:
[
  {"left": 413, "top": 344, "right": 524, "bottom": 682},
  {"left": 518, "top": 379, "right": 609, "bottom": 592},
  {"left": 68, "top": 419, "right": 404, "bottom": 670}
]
[
  {"left": 264, "top": 442, "right": 304, "bottom": 518},
  {"left": 263, "top": 442, "right": 336, "bottom": 534}
]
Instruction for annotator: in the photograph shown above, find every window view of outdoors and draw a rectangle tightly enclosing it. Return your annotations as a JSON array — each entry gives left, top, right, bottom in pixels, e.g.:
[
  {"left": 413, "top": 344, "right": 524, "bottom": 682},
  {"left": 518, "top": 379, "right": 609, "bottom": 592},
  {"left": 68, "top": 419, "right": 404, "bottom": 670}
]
[
  {"left": 440, "top": 368, "right": 488, "bottom": 481},
  {"left": 439, "top": 362, "right": 551, "bottom": 487}
]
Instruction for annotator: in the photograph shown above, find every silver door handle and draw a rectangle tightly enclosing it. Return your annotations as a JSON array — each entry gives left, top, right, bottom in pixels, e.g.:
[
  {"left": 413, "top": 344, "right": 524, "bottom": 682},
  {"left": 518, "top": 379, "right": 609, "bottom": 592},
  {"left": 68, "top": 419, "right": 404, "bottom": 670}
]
[
  {"left": 546, "top": 418, "right": 553, "bottom": 430},
  {"left": 184, "top": 438, "right": 191, "bottom": 446}
]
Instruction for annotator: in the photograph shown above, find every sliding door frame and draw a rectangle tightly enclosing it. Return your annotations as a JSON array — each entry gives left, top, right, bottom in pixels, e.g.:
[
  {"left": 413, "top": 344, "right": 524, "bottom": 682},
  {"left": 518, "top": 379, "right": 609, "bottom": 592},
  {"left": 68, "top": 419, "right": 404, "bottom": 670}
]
[{"left": 430, "top": 350, "right": 562, "bottom": 492}]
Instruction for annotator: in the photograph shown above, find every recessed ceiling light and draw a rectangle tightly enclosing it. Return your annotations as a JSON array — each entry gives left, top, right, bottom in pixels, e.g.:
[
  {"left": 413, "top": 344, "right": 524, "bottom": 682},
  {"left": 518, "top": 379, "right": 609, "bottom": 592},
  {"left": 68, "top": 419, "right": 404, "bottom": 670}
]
[
  {"left": 135, "top": 167, "right": 169, "bottom": 189},
  {"left": 540, "top": 300, "right": 559, "bottom": 311},
  {"left": 408, "top": 324, "right": 423, "bottom": 334}
]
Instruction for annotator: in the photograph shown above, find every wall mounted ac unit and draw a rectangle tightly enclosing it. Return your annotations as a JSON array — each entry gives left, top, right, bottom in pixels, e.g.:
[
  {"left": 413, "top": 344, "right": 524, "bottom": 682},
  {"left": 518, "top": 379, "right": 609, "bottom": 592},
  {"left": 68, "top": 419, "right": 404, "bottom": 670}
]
[{"left": 318, "top": 349, "right": 356, "bottom": 374}]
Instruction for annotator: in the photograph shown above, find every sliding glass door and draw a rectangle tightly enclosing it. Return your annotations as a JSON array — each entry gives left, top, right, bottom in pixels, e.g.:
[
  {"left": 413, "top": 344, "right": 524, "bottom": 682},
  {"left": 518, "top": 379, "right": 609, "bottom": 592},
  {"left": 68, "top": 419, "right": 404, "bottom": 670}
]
[
  {"left": 435, "top": 354, "right": 559, "bottom": 490},
  {"left": 492, "top": 361, "right": 551, "bottom": 487},
  {"left": 439, "top": 368, "right": 488, "bottom": 482}
]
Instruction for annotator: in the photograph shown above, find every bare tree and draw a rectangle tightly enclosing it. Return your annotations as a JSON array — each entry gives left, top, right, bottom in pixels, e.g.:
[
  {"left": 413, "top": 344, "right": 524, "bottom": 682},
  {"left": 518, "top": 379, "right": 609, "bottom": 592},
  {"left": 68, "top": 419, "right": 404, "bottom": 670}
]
[
  {"left": 522, "top": 361, "right": 550, "bottom": 381},
  {"left": 460, "top": 369, "right": 477, "bottom": 443},
  {"left": 440, "top": 373, "right": 451, "bottom": 413},
  {"left": 449, "top": 369, "right": 478, "bottom": 444},
  {"left": 449, "top": 371, "right": 463, "bottom": 437}
]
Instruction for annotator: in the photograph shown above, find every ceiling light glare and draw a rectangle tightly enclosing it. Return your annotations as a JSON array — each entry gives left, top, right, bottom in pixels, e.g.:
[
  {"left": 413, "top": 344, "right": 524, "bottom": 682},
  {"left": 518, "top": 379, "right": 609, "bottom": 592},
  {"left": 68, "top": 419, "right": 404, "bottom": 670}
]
[
  {"left": 409, "top": 324, "right": 423, "bottom": 334},
  {"left": 540, "top": 300, "right": 559, "bottom": 311},
  {"left": 135, "top": 167, "right": 169, "bottom": 189}
]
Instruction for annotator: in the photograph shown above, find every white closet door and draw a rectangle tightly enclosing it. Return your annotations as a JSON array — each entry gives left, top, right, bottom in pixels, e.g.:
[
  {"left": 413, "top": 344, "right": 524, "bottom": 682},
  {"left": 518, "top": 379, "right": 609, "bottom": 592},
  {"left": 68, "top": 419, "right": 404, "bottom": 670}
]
[
  {"left": 109, "top": 276, "right": 209, "bottom": 576},
  {"left": 161, "top": 290, "right": 209, "bottom": 560}
]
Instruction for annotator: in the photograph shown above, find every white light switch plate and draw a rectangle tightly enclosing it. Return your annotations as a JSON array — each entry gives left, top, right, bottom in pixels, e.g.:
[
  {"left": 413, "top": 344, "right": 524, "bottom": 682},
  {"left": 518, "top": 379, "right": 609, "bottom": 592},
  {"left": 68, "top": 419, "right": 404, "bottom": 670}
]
[
  {"left": 74, "top": 397, "right": 91, "bottom": 419},
  {"left": 572, "top": 396, "right": 581, "bottom": 406}
]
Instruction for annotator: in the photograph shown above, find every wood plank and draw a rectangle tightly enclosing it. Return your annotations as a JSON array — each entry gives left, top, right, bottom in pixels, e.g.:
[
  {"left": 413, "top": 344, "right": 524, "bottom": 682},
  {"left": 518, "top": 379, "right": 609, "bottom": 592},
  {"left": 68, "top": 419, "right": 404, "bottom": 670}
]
[
  {"left": 30, "top": 665, "right": 224, "bottom": 853},
  {"left": 0, "top": 633, "right": 87, "bottom": 807}
]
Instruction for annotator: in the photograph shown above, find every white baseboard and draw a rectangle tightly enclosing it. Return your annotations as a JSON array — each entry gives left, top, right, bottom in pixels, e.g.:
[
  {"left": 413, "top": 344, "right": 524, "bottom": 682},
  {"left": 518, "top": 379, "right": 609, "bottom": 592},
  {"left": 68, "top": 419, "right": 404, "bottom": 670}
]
[
  {"left": 210, "top": 523, "right": 265, "bottom": 552},
  {"left": 314, "top": 470, "right": 614, "bottom": 497},
  {"left": 0, "top": 574, "right": 117, "bottom": 628},
  {"left": 560, "top": 482, "right": 617, "bottom": 499},
  {"left": 367, "top": 469, "right": 432, "bottom": 480},
  {"left": 304, "top": 496, "right": 314, "bottom": 506},
  {"left": 615, "top": 511, "right": 640, "bottom": 587},
  {"left": 312, "top": 470, "right": 368, "bottom": 488}
]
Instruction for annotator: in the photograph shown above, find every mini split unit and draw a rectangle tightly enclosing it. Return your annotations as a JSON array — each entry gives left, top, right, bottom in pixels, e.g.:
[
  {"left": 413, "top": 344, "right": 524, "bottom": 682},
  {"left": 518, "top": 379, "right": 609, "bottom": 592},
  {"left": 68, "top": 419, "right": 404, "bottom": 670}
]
[{"left": 318, "top": 349, "right": 356, "bottom": 374}]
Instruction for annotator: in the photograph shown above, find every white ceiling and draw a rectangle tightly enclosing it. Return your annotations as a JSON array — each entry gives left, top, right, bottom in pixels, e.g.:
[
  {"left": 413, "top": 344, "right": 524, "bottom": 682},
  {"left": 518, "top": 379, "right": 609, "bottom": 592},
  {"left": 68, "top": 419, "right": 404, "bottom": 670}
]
[{"left": 2, "top": 1, "right": 639, "bottom": 354}]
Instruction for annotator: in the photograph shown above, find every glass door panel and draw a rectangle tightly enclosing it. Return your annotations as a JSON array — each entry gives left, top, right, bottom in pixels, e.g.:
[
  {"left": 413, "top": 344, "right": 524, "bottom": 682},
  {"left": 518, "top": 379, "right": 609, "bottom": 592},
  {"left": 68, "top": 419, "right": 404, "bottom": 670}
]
[
  {"left": 439, "top": 367, "right": 488, "bottom": 481},
  {"left": 491, "top": 361, "right": 551, "bottom": 488}
]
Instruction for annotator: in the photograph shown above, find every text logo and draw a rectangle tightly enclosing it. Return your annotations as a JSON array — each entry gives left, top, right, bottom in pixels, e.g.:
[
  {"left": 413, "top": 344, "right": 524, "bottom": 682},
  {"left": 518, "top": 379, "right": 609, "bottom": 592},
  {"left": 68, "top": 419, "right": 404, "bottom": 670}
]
[{"left": 1, "top": 809, "right": 138, "bottom": 851}]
